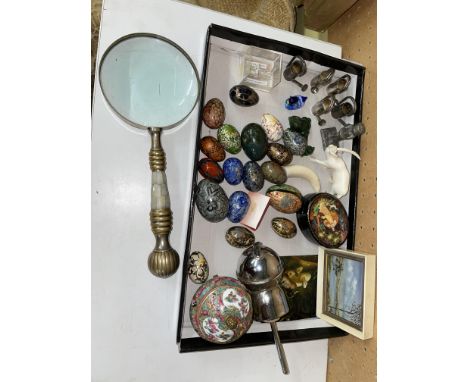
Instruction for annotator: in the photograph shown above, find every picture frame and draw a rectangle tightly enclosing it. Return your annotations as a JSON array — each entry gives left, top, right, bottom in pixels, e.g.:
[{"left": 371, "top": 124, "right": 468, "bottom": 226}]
[{"left": 316, "top": 247, "right": 376, "bottom": 340}]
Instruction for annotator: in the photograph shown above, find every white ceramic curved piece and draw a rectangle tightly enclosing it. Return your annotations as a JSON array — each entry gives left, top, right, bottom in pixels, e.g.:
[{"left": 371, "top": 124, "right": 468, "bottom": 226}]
[{"left": 284, "top": 165, "right": 321, "bottom": 193}]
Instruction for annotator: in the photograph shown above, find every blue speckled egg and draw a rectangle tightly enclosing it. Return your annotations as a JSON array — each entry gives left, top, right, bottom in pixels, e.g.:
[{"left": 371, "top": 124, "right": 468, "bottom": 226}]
[
  {"left": 223, "top": 158, "right": 243, "bottom": 185},
  {"left": 242, "top": 161, "right": 264, "bottom": 192},
  {"left": 228, "top": 191, "right": 250, "bottom": 223}
]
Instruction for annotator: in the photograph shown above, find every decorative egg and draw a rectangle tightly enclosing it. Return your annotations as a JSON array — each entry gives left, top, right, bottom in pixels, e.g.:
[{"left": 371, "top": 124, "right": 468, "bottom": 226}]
[
  {"left": 217, "top": 124, "right": 241, "bottom": 154},
  {"left": 195, "top": 179, "right": 228, "bottom": 222},
  {"left": 229, "top": 85, "right": 259, "bottom": 107},
  {"left": 242, "top": 161, "right": 264, "bottom": 192},
  {"left": 241, "top": 123, "right": 268, "bottom": 161},
  {"left": 190, "top": 276, "right": 253, "bottom": 344},
  {"left": 227, "top": 191, "right": 250, "bottom": 223},
  {"left": 202, "top": 98, "right": 225, "bottom": 129},
  {"left": 188, "top": 251, "right": 209, "bottom": 284},
  {"left": 225, "top": 226, "right": 255, "bottom": 248},
  {"left": 261, "top": 161, "right": 287, "bottom": 185},
  {"left": 198, "top": 158, "right": 224, "bottom": 183},
  {"left": 267, "top": 142, "right": 293, "bottom": 166},
  {"left": 271, "top": 217, "right": 297, "bottom": 239},
  {"left": 283, "top": 129, "right": 307, "bottom": 155},
  {"left": 284, "top": 95, "right": 307, "bottom": 110},
  {"left": 261, "top": 113, "right": 284, "bottom": 142},
  {"left": 296, "top": 193, "right": 349, "bottom": 248},
  {"left": 200, "top": 136, "right": 226, "bottom": 162},
  {"left": 266, "top": 184, "right": 303, "bottom": 213},
  {"left": 223, "top": 158, "right": 243, "bottom": 185}
]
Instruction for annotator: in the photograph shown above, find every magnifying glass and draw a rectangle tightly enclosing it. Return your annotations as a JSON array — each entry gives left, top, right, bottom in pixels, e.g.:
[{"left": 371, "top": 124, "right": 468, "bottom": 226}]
[{"left": 99, "top": 33, "right": 200, "bottom": 278}]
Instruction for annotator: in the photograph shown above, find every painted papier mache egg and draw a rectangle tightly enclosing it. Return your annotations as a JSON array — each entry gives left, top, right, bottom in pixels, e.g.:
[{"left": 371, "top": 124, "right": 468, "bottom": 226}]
[
  {"left": 200, "top": 136, "right": 226, "bottom": 162},
  {"left": 195, "top": 179, "right": 228, "bottom": 223},
  {"left": 266, "top": 184, "right": 303, "bottom": 214},
  {"left": 261, "top": 113, "right": 284, "bottom": 142},
  {"left": 190, "top": 276, "right": 253, "bottom": 344},
  {"left": 225, "top": 226, "right": 255, "bottom": 248},
  {"left": 187, "top": 251, "right": 209, "bottom": 284},
  {"left": 242, "top": 161, "right": 264, "bottom": 192},
  {"left": 198, "top": 158, "right": 224, "bottom": 183},
  {"left": 217, "top": 124, "right": 241, "bottom": 154},
  {"left": 267, "top": 142, "right": 293, "bottom": 166},
  {"left": 202, "top": 98, "right": 225, "bottom": 129}
]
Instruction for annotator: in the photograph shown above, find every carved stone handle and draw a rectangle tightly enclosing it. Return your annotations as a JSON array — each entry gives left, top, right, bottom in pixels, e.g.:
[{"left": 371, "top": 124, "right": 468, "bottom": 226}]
[{"left": 147, "top": 128, "right": 180, "bottom": 278}]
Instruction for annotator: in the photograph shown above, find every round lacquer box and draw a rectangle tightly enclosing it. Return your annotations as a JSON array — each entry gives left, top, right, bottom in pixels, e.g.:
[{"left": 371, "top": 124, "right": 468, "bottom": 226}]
[
  {"left": 189, "top": 275, "right": 253, "bottom": 344},
  {"left": 296, "top": 193, "right": 349, "bottom": 248}
]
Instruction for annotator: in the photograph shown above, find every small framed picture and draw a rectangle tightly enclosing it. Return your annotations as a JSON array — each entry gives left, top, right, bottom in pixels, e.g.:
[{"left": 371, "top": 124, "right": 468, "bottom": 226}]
[{"left": 316, "top": 247, "right": 376, "bottom": 339}]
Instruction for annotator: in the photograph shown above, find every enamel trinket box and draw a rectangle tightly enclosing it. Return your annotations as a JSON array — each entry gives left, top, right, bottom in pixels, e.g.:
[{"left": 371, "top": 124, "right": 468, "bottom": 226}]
[{"left": 189, "top": 276, "right": 253, "bottom": 344}]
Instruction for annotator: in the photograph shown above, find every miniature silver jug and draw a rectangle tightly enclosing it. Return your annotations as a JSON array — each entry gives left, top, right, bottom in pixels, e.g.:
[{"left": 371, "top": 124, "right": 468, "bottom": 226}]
[{"left": 283, "top": 55, "right": 308, "bottom": 91}]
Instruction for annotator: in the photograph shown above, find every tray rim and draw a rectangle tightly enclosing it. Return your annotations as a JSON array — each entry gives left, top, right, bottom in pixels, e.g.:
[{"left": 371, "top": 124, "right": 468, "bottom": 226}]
[{"left": 177, "top": 23, "right": 366, "bottom": 352}]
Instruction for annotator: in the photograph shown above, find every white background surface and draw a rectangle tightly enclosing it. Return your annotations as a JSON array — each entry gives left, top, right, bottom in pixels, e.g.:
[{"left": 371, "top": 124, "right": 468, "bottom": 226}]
[{"left": 92, "top": 0, "right": 343, "bottom": 381}]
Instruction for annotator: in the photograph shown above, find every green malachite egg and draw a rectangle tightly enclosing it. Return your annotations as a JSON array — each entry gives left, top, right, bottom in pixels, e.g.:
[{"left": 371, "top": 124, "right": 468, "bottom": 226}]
[
  {"left": 241, "top": 123, "right": 268, "bottom": 161},
  {"left": 217, "top": 124, "right": 241, "bottom": 154}
]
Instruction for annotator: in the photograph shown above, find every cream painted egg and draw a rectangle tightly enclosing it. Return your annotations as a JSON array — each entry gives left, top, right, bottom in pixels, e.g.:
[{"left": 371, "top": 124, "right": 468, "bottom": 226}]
[
  {"left": 188, "top": 251, "right": 209, "bottom": 284},
  {"left": 261, "top": 113, "right": 284, "bottom": 142}
]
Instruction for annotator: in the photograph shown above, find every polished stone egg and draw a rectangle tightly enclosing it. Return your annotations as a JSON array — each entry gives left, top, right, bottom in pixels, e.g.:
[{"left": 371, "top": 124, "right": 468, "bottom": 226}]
[{"left": 227, "top": 191, "right": 250, "bottom": 223}]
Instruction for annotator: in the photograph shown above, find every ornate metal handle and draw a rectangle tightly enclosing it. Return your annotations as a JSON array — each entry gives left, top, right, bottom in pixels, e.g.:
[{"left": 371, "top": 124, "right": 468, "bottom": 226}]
[{"left": 147, "top": 128, "right": 180, "bottom": 278}]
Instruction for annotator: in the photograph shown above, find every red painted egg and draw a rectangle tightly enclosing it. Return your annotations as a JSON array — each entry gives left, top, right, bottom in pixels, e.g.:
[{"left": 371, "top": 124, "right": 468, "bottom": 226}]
[{"left": 198, "top": 158, "right": 224, "bottom": 183}]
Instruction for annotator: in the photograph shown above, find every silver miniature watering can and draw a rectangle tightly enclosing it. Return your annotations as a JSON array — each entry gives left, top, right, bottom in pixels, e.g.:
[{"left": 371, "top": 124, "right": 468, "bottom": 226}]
[{"left": 237, "top": 242, "right": 290, "bottom": 374}]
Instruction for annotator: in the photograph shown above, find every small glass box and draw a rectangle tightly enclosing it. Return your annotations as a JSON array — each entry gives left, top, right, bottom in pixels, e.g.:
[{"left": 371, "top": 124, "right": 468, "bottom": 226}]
[{"left": 240, "top": 47, "right": 282, "bottom": 92}]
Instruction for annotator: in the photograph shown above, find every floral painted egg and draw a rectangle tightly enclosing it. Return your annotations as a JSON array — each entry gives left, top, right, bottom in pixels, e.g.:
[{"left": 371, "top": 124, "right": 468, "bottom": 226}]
[
  {"left": 200, "top": 136, "right": 226, "bottom": 162},
  {"left": 227, "top": 191, "right": 250, "bottom": 223},
  {"left": 267, "top": 142, "right": 293, "bottom": 165},
  {"left": 223, "top": 158, "right": 243, "bottom": 185},
  {"left": 241, "top": 123, "right": 268, "bottom": 161},
  {"left": 261, "top": 161, "right": 287, "bottom": 185},
  {"left": 202, "top": 98, "right": 225, "bottom": 129},
  {"left": 225, "top": 226, "right": 255, "bottom": 248},
  {"left": 283, "top": 129, "right": 307, "bottom": 155},
  {"left": 261, "top": 113, "right": 284, "bottom": 142},
  {"left": 195, "top": 179, "right": 228, "bottom": 222},
  {"left": 284, "top": 95, "right": 307, "bottom": 110},
  {"left": 217, "top": 124, "right": 241, "bottom": 154},
  {"left": 229, "top": 85, "right": 259, "bottom": 107},
  {"left": 188, "top": 251, "right": 209, "bottom": 284},
  {"left": 266, "top": 184, "right": 302, "bottom": 213},
  {"left": 242, "top": 161, "right": 264, "bottom": 192},
  {"left": 190, "top": 275, "right": 253, "bottom": 344},
  {"left": 198, "top": 158, "right": 224, "bottom": 183},
  {"left": 271, "top": 217, "right": 297, "bottom": 239}
]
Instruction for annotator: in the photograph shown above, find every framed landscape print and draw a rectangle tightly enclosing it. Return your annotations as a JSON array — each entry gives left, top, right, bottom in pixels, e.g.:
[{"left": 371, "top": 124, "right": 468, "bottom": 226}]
[{"left": 316, "top": 247, "right": 376, "bottom": 339}]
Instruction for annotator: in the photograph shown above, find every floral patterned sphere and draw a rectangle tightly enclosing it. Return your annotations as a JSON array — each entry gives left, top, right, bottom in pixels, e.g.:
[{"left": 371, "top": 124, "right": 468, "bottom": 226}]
[{"left": 190, "top": 276, "right": 253, "bottom": 344}]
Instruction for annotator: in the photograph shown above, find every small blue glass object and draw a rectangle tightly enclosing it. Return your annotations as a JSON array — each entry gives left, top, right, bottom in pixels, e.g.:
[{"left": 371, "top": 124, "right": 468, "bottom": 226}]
[
  {"left": 227, "top": 191, "right": 251, "bottom": 223},
  {"left": 223, "top": 158, "right": 243, "bottom": 185},
  {"left": 284, "top": 95, "right": 307, "bottom": 110}
]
